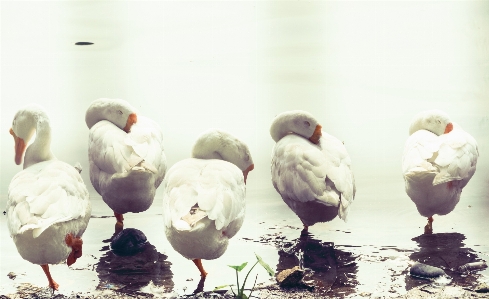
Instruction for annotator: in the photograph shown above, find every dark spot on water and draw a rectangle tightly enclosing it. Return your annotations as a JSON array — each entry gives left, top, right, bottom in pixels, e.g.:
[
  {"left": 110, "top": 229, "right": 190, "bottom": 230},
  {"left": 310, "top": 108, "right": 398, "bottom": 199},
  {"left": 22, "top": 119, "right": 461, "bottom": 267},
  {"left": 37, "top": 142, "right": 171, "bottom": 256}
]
[
  {"left": 250, "top": 229, "right": 358, "bottom": 296},
  {"left": 96, "top": 238, "right": 173, "bottom": 294},
  {"left": 75, "top": 42, "right": 94, "bottom": 46},
  {"left": 406, "top": 233, "right": 485, "bottom": 290}
]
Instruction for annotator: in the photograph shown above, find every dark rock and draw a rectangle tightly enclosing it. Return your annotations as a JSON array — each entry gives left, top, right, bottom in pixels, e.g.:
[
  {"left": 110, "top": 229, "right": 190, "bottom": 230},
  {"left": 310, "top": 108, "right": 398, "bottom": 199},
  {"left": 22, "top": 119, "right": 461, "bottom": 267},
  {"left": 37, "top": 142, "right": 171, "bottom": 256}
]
[
  {"left": 276, "top": 266, "right": 305, "bottom": 287},
  {"left": 475, "top": 283, "right": 489, "bottom": 293},
  {"left": 410, "top": 262, "right": 446, "bottom": 279},
  {"left": 110, "top": 228, "right": 147, "bottom": 256}
]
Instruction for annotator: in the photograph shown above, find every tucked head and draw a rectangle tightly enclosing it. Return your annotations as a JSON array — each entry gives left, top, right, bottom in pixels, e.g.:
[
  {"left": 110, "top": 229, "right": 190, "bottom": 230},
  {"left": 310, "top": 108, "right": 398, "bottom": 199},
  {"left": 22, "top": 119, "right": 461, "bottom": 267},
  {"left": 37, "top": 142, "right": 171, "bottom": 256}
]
[
  {"left": 192, "top": 129, "right": 254, "bottom": 183},
  {"left": 85, "top": 98, "right": 138, "bottom": 133},
  {"left": 270, "top": 110, "right": 322, "bottom": 144},
  {"left": 409, "top": 110, "right": 453, "bottom": 136}
]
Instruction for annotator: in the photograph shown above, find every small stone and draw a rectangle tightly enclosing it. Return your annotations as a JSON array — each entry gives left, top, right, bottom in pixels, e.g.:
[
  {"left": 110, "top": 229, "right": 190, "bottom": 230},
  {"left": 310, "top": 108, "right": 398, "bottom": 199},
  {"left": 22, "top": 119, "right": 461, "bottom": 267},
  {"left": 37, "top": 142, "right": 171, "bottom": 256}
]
[
  {"left": 7, "top": 272, "right": 16, "bottom": 279},
  {"left": 110, "top": 228, "right": 147, "bottom": 256},
  {"left": 410, "top": 262, "right": 446, "bottom": 279},
  {"left": 276, "top": 266, "right": 305, "bottom": 287},
  {"left": 475, "top": 283, "right": 489, "bottom": 293}
]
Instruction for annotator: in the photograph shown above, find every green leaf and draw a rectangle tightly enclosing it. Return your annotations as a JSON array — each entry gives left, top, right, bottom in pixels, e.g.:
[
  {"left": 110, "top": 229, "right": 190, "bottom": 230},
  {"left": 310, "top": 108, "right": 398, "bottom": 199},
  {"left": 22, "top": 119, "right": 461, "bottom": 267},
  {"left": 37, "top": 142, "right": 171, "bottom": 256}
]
[
  {"left": 228, "top": 262, "right": 248, "bottom": 272},
  {"left": 213, "top": 285, "right": 230, "bottom": 291},
  {"left": 255, "top": 253, "right": 275, "bottom": 277},
  {"left": 237, "top": 294, "right": 248, "bottom": 299}
]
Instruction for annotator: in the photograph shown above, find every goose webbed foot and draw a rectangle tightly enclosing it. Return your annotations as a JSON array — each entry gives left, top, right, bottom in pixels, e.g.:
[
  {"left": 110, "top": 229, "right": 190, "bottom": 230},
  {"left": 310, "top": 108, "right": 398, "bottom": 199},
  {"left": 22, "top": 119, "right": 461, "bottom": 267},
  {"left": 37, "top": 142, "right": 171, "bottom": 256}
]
[
  {"left": 424, "top": 216, "right": 433, "bottom": 235},
  {"left": 41, "top": 264, "right": 59, "bottom": 292},
  {"left": 192, "top": 258, "right": 208, "bottom": 278},
  {"left": 114, "top": 212, "right": 124, "bottom": 228}
]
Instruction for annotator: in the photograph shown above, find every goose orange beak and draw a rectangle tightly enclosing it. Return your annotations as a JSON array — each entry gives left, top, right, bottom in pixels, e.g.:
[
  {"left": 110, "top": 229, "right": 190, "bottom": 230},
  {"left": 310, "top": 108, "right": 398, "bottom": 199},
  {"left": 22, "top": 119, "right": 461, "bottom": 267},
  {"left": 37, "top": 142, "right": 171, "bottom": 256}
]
[
  {"left": 444, "top": 123, "right": 453, "bottom": 134},
  {"left": 123, "top": 113, "right": 138, "bottom": 133},
  {"left": 243, "top": 164, "right": 254, "bottom": 184},
  {"left": 308, "top": 125, "right": 322, "bottom": 144},
  {"left": 10, "top": 128, "right": 26, "bottom": 165}
]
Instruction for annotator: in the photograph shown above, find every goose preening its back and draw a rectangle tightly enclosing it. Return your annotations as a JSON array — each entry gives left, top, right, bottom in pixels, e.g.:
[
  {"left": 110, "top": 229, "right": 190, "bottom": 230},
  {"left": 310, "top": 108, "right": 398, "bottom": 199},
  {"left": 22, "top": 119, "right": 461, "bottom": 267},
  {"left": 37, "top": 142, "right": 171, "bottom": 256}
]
[
  {"left": 86, "top": 98, "right": 167, "bottom": 228},
  {"left": 162, "top": 129, "right": 254, "bottom": 277},
  {"left": 7, "top": 104, "right": 91, "bottom": 290},
  {"left": 402, "top": 110, "right": 478, "bottom": 234},
  {"left": 270, "top": 110, "right": 356, "bottom": 232}
]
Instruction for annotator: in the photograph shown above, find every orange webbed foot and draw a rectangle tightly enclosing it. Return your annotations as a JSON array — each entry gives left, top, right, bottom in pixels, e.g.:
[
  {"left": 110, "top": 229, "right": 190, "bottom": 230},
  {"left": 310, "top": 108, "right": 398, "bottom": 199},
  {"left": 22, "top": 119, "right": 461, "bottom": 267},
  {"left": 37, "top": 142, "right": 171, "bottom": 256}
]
[
  {"left": 49, "top": 280, "right": 60, "bottom": 291},
  {"left": 300, "top": 220, "right": 309, "bottom": 233},
  {"left": 40, "top": 264, "right": 59, "bottom": 291},
  {"left": 114, "top": 212, "right": 124, "bottom": 227},
  {"left": 424, "top": 217, "right": 433, "bottom": 235},
  {"left": 192, "top": 259, "right": 208, "bottom": 278}
]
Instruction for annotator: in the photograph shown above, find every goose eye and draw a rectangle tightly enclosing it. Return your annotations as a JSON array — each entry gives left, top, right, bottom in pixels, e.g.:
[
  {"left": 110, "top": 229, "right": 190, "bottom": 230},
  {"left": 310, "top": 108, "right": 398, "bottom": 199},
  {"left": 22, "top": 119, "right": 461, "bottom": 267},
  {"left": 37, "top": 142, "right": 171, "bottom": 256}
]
[
  {"left": 118, "top": 110, "right": 123, "bottom": 115},
  {"left": 244, "top": 155, "right": 250, "bottom": 161},
  {"left": 304, "top": 121, "right": 310, "bottom": 127}
]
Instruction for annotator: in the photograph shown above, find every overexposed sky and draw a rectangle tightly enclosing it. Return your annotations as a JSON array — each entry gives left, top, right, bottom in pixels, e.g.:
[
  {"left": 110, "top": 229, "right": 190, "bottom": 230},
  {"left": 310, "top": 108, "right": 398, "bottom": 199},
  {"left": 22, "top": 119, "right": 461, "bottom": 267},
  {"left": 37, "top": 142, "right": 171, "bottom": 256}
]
[{"left": 1, "top": 1, "right": 488, "bottom": 204}]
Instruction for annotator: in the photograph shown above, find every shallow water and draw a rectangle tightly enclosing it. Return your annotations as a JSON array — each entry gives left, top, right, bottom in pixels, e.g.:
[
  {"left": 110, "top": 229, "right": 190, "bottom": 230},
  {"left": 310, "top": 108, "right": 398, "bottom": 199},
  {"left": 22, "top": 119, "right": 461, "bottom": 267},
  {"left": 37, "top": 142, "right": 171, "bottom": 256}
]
[{"left": 1, "top": 178, "right": 488, "bottom": 298}]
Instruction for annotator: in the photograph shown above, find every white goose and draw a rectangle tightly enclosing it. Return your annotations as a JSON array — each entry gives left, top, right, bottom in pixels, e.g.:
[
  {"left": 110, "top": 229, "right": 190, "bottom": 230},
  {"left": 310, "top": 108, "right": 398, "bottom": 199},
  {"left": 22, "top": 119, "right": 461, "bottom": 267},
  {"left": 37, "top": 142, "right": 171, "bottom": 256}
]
[
  {"left": 86, "top": 98, "right": 166, "bottom": 227},
  {"left": 7, "top": 104, "right": 91, "bottom": 290},
  {"left": 162, "top": 129, "right": 254, "bottom": 277},
  {"left": 402, "top": 110, "right": 478, "bottom": 233},
  {"left": 270, "top": 110, "right": 356, "bottom": 231}
]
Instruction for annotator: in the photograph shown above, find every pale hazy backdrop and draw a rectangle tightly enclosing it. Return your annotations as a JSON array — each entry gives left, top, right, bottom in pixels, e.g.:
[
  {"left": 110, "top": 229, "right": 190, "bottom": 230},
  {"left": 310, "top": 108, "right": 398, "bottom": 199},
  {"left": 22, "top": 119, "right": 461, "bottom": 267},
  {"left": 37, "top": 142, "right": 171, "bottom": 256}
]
[{"left": 1, "top": 1, "right": 488, "bottom": 207}]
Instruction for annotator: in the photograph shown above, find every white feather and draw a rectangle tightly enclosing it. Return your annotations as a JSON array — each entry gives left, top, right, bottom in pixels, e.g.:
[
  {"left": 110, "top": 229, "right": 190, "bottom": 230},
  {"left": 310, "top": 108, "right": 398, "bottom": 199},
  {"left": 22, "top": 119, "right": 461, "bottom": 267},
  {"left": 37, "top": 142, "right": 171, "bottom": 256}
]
[
  {"left": 87, "top": 101, "right": 167, "bottom": 214},
  {"left": 402, "top": 116, "right": 478, "bottom": 218}
]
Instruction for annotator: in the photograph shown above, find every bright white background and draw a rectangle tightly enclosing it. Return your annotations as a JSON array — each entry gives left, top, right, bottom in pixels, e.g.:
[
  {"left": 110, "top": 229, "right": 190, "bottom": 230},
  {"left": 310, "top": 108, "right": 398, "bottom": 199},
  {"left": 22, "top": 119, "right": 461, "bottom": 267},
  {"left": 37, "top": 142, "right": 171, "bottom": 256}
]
[{"left": 1, "top": 0, "right": 488, "bottom": 203}]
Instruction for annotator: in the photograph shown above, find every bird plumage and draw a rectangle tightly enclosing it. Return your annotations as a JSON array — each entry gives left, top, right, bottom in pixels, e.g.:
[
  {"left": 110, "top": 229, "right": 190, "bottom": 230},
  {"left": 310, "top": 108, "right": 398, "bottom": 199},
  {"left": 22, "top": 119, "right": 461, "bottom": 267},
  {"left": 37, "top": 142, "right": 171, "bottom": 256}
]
[
  {"left": 162, "top": 129, "right": 254, "bottom": 277},
  {"left": 402, "top": 112, "right": 478, "bottom": 219},
  {"left": 270, "top": 110, "right": 356, "bottom": 228},
  {"left": 86, "top": 98, "right": 166, "bottom": 218}
]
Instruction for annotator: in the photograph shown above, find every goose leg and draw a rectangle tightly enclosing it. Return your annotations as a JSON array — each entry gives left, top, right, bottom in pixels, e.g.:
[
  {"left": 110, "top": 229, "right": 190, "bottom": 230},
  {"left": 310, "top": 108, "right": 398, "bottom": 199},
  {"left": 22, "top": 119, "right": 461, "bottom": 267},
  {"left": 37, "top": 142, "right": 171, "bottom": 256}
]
[
  {"left": 41, "top": 264, "right": 59, "bottom": 291},
  {"left": 192, "top": 259, "right": 208, "bottom": 277},
  {"left": 114, "top": 212, "right": 124, "bottom": 227},
  {"left": 424, "top": 216, "right": 433, "bottom": 234},
  {"left": 300, "top": 220, "right": 309, "bottom": 233}
]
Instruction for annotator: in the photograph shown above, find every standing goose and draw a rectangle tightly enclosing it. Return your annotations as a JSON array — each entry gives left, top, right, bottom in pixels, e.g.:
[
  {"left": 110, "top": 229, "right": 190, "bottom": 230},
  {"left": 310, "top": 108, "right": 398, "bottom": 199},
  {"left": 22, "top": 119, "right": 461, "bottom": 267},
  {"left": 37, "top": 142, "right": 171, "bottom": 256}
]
[
  {"left": 402, "top": 110, "right": 478, "bottom": 234},
  {"left": 162, "top": 129, "right": 254, "bottom": 277},
  {"left": 270, "top": 110, "right": 356, "bottom": 231},
  {"left": 7, "top": 104, "right": 91, "bottom": 290},
  {"left": 86, "top": 98, "right": 166, "bottom": 227}
]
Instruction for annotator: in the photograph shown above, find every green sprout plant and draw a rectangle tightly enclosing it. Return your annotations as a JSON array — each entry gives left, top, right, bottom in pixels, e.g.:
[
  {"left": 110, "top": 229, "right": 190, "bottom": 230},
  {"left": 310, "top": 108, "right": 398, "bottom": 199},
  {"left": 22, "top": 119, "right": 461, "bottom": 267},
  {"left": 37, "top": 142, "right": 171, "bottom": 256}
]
[{"left": 214, "top": 253, "right": 275, "bottom": 299}]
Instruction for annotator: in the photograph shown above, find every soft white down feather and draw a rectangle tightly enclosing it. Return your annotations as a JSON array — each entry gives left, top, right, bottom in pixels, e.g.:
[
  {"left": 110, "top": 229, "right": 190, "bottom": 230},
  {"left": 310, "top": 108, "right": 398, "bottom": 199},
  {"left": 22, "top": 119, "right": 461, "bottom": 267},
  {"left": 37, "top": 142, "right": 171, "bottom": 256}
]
[
  {"left": 162, "top": 129, "right": 254, "bottom": 274},
  {"left": 7, "top": 104, "right": 91, "bottom": 289},
  {"left": 270, "top": 110, "right": 356, "bottom": 228},
  {"left": 402, "top": 110, "right": 478, "bottom": 219},
  {"left": 86, "top": 98, "right": 166, "bottom": 215}
]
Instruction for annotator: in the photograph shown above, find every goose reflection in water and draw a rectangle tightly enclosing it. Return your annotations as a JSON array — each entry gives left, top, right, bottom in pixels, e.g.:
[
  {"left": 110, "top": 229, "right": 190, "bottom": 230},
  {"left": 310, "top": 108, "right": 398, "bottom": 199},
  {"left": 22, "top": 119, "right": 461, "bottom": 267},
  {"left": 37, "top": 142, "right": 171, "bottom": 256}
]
[
  {"left": 406, "top": 232, "right": 486, "bottom": 290},
  {"left": 276, "top": 231, "right": 358, "bottom": 296},
  {"left": 95, "top": 228, "right": 174, "bottom": 295}
]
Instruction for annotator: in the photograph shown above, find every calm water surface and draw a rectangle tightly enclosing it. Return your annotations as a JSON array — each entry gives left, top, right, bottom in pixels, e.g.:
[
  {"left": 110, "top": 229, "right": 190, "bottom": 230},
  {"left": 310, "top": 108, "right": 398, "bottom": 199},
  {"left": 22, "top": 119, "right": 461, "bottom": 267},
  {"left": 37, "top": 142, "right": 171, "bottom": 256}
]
[{"left": 1, "top": 178, "right": 488, "bottom": 297}]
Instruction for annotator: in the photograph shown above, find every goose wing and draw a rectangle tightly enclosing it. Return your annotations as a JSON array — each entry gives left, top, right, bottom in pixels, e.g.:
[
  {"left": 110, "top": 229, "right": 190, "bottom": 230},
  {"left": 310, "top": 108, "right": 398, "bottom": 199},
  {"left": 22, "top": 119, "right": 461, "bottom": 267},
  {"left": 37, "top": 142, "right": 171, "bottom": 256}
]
[
  {"left": 7, "top": 160, "right": 91, "bottom": 238},
  {"left": 88, "top": 116, "right": 166, "bottom": 192},
  {"left": 402, "top": 127, "right": 478, "bottom": 186},
  {"left": 163, "top": 159, "right": 245, "bottom": 235},
  {"left": 271, "top": 133, "right": 355, "bottom": 221}
]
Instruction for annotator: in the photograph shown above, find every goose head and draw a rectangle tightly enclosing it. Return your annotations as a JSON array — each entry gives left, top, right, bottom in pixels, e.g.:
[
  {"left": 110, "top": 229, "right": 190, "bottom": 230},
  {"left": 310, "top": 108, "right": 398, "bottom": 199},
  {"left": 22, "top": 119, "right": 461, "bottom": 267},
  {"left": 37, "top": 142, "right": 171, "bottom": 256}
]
[
  {"left": 270, "top": 110, "right": 322, "bottom": 144},
  {"left": 409, "top": 110, "right": 453, "bottom": 136},
  {"left": 85, "top": 98, "right": 138, "bottom": 133},
  {"left": 191, "top": 129, "right": 254, "bottom": 183},
  {"left": 9, "top": 104, "right": 48, "bottom": 165}
]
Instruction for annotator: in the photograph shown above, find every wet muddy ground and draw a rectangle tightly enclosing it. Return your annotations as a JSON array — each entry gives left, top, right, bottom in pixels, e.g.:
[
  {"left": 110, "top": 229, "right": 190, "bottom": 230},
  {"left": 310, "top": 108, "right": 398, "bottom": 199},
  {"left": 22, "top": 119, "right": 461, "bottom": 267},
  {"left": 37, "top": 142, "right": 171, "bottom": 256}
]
[{"left": 1, "top": 180, "right": 488, "bottom": 298}]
